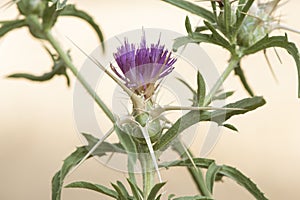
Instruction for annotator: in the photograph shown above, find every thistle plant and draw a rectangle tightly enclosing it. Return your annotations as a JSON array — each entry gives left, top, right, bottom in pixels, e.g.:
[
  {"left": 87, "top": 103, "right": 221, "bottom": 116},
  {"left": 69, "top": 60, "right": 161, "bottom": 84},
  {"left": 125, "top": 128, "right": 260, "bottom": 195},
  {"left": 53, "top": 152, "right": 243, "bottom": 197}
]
[{"left": 1, "top": 0, "right": 300, "bottom": 200}]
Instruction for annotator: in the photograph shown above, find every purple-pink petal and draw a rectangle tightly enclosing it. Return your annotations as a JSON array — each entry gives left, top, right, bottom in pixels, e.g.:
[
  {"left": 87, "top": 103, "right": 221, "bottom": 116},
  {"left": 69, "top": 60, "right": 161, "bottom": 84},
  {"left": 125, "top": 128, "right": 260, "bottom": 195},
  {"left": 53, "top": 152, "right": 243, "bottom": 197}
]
[{"left": 112, "top": 31, "right": 177, "bottom": 94}]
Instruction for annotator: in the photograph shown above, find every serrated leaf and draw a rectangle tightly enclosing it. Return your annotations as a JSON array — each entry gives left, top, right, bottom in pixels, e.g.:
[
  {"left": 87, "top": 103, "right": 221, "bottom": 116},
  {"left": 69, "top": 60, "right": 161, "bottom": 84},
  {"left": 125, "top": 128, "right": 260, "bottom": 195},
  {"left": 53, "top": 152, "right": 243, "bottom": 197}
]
[
  {"left": 59, "top": 4, "right": 105, "bottom": 51},
  {"left": 197, "top": 71, "right": 206, "bottom": 106},
  {"left": 205, "top": 162, "right": 221, "bottom": 193},
  {"left": 160, "top": 158, "right": 268, "bottom": 200},
  {"left": 162, "top": 0, "right": 215, "bottom": 23},
  {"left": 208, "top": 96, "right": 266, "bottom": 124},
  {"left": 243, "top": 34, "right": 300, "bottom": 98},
  {"left": 147, "top": 182, "right": 166, "bottom": 200},
  {"left": 160, "top": 158, "right": 214, "bottom": 169},
  {"left": 0, "top": 19, "right": 27, "bottom": 37},
  {"left": 65, "top": 181, "right": 118, "bottom": 198},
  {"left": 220, "top": 165, "right": 268, "bottom": 200},
  {"left": 223, "top": 124, "right": 238, "bottom": 132},
  {"left": 154, "top": 96, "right": 265, "bottom": 151},
  {"left": 7, "top": 48, "right": 71, "bottom": 86}
]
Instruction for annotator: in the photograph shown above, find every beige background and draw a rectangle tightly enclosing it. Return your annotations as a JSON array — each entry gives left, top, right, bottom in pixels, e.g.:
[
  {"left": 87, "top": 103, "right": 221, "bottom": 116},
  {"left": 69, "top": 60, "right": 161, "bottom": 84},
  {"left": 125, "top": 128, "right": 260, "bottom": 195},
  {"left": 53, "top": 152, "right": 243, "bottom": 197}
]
[{"left": 1, "top": 0, "right": 300, "bottom": 199}]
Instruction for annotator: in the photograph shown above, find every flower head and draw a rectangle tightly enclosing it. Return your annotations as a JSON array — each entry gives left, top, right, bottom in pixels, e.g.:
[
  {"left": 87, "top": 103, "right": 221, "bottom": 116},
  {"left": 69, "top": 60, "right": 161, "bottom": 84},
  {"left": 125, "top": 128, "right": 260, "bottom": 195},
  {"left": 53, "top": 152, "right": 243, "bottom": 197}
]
[{"left": 111, "top": 32, "right": 177, "bottom": 99}]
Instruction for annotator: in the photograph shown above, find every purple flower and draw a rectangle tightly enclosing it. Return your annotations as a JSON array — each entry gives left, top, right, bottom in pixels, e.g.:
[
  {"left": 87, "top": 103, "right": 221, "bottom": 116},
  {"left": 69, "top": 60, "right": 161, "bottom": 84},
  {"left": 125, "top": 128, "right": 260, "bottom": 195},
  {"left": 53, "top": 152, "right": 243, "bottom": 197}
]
[{"left": 111, "top": 32, "right": 177, "bottom": 99}]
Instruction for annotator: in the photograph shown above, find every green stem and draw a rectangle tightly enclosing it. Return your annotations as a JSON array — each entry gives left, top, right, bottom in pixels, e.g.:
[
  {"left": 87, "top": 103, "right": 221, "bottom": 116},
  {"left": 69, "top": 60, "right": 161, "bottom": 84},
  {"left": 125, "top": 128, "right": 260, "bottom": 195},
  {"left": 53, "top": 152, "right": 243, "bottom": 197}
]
[
  {"left": 140, "top": 152, "right": 155, "bottom": 199},
  {"left": 45, "top": 31, "right": 115, "bottom": 123},
  {"left": 204, "top": 57, "right": 240, "bottom": 106}
]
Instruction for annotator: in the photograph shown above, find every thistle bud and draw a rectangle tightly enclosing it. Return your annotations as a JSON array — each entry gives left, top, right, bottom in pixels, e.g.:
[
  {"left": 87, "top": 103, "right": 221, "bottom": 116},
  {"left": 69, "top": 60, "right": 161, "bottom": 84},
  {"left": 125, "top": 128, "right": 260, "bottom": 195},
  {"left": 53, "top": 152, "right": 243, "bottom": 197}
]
[
  {"left": 17, "top": 0, "right": 47, "bottom": 16},
  {"left": 237, "top": 0, "right": 281, "bottom": 47}
]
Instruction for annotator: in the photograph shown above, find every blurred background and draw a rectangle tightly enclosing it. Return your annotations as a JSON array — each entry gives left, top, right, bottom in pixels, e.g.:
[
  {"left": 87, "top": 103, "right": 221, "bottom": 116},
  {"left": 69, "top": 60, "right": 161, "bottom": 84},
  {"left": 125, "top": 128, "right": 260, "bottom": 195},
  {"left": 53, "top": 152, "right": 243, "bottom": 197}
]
[{"left": 1, "top": 0, "right": 300, "bottom": 199}]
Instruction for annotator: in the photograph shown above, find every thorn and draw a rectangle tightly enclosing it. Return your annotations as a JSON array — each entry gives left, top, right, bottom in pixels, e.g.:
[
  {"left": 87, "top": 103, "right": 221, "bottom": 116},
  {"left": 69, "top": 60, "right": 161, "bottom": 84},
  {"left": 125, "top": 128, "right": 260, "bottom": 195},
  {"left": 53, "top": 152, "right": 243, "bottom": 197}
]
[{"left": 67, "top": 127, "right": 114, "bottom": 177}]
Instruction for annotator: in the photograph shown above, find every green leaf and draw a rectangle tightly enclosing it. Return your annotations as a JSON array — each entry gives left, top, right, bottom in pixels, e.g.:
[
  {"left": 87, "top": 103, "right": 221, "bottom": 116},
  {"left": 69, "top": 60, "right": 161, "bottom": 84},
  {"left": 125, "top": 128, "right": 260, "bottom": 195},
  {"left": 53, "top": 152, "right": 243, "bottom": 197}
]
[
  {"left": 117, "top": 181, "right": 131, "bottom": 199},
  {"left": 185, "top": 16, "right": 192, "bottom": 35},
  {"left": 7, "top": 48, "right": 70, "bottom": 86},
  {"left": 59, "top": 4, "right": 105, "bottom": 51},
  {"left": 81, "top": 133, "right": 125, "bottom": 155},
  {"left": 173, "top": 36, "right": 197, "bottom": 52},
  {"left": 147, "top": 182, "right": 166, "bottom": 200},
  {"left": 243, "top": 34, "right": 300, "bottom": 98},
  {"left": 173, "top": 195, "right": 213, "bottom": 200},
  {"left": 208, "top": 96, "right": 266, "bottom": 124},
  {"left": 168, "top": 194, "right": 176, "bottom": 200},
  {"left": 220, "top": 165, "right": 268, "bottom": 200},
  {"left": 111, "top": 183, "right": 129, "bottom": 200},
  {"left": 52, "top": 147, "right": 89, "bottom": 200},
  {"left": 154, "top": 96, "right": 266, "bottom": 151},
  {"left": 155, "top": 194, "right": 163, "bottom": 200},
  {"left": 197, "top": 71, "right": 206, "bottom": 106},
  {"left": 205, "top": 162, "right": 221, "bottom": 193},
  {"left": 210, "top": 1, "right": 217, "bottom": 20},
  {"left": 162, "top": 0, "right": 215, "bottom": 23},
  {"left": 212, "top": 91, "right": 234, "bottom": 101},
  {"left": 127, "top": 179, "right": 143, "bottom": 200},
  {"left": 65, "top": 181, "right": 118, "bottom": 198},
  {"left": 51, "top": 133, "right": 122, "bottom": 200},
  {"left": 0, "top": 19, "right": 27, "bottom": 37},
  {"left": 195, "top": 26, "right": 209, "bottom": 32},
  {"left": 173, "top": 21, "right": 233, "bottom": 52},
  {"left": 51, "top": 171, "right": 62, "bottom": 200},
  {"left": 176, "top": 77, "right": 197, "bottom": 106},
  {"left": 114, "top": 125, "right": 138, "bottom": 184},
  {"left": 234, "top": 63, "right": 254, "bottom": 96},
  {"left": 161, "top": 158, "right": 268, "bottom": 200},
  {"left": 223, "top": 124, "right": 238, "bottom": 132},
  {"left": 176, "top": 77, "right": 196, "bottom": 95},
  {"left": 203, "top": 21, "right": 232, "bottom": 52},
  {"left": 160, "top": 157, "right": 214, "bottom": 169}
]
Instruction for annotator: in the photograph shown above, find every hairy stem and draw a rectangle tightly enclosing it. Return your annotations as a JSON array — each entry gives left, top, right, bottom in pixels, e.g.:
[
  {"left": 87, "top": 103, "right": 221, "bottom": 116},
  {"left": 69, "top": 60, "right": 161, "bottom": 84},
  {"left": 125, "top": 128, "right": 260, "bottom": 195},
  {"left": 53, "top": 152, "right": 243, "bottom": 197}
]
[{"left": 45, "top": 31, "right": 115, "bottom": 123}]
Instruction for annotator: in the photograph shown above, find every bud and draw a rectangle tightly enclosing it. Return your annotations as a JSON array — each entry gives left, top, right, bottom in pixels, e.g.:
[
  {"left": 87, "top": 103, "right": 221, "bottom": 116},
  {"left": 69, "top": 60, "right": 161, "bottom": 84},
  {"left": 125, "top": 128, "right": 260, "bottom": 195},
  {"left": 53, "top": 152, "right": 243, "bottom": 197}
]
[
  {"left": 17, "top": 0, "right": 47, "bottom": 16},
  {"left": 237, "top": 0, "right": 281, "bottom": 47}
]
